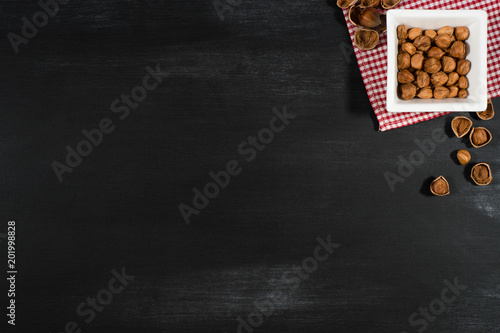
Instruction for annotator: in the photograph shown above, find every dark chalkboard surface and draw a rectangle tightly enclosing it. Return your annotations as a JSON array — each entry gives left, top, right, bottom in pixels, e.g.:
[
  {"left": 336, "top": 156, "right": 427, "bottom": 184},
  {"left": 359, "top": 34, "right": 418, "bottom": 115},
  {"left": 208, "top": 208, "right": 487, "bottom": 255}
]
[{"left": 0, "top": 1, "right": 499, "bottom": 332}]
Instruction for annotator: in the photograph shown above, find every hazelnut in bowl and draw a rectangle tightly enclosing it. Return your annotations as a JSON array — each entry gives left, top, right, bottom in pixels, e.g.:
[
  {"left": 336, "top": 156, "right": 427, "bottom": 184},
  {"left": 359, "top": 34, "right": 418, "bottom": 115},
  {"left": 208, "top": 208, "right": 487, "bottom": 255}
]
[{"left": 386, "top": 10, "right": 487, "bottom": 112}]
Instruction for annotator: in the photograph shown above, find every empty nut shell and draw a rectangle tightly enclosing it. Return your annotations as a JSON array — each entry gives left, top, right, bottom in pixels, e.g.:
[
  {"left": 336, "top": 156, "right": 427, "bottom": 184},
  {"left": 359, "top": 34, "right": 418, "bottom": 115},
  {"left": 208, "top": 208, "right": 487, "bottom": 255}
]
[
  {"left": 359, "top": 0, "right": 381, "bottom": 6},
  {"left": 337, "top": 0, "right": 358, "bottom": 8},
  {"left": 413, "top": 36, "right": 431, "bottom": 51},
  {"left": 470, "top": 127, "right": 492, "bottom": 148},
  {"left": 435, "top": 34, "right": 452, "bottom": 49},
  {"left": 397, "top": 25, "right": 408, "bottom": 39},
  {"left": 450, "top": 41, "right": 466, "bottom": 59},
  {"left": 427, "top": 46, "right": 446, "bottom": 59},
  {"left": 398, "top": 69, "right": 415, "bottom": 84},
  {"left": 455, "top": 26, "right": 470, "bottom": 41},
  {"left": 446, "top": 72, "right": 459, "bottom": 86},
  {"left": 381, "top": 0, "right": 402, "bottom": 9},
  {"left": 471, "top": 163, "right": 492, "bottom": 186},
  {"left": 451, "top": 116, "right": 472, "bottom": 138},
  {"left": 448, "top": 86, "right": 459, "bottom": 98},
  {"left": 458, "top": 76, "right": 469, "bottom": 89},
  {"left": 416, "top": 71, "right": 430, "bottom": 88},
  {"left": 457, "top": 149, "right": 471, "bottom": 165},
  {"left": 430, "top": 176, "right": 450, "bottom": 196},
  {"left": 411, "top": 53, "right": 424, "bottom": 70},
  {"left": 400, "top": 83, "right": 417, "bottom": 100},
  {"left": 424, "top": 58, "right": 441, "bottom": 74},
  {"left": 441, "top": 56, "right": 456, "bottom": 73},
  {"left": 431, "top": 71, "right": 448, "bottom": 86},
  {"left": 433, "top": 86, "right": 449, "bottom": 99},
  {"left": 348, "top": 6, "right": 364, "bottom": 26},
  {"left": 354, "top": 28, "right": 380, "bottom": 50},
  {"left": 477, "top": 99, "right": 495, "bottom": 120},
  {"left": 408, "top": 28, "right": 423, "bottom": 40},
  {"left": 456, "top": 59, "right": 471, "bottom": 75},
  {"left": 417, "top": 87, "right": 433, "bottom": 99}
]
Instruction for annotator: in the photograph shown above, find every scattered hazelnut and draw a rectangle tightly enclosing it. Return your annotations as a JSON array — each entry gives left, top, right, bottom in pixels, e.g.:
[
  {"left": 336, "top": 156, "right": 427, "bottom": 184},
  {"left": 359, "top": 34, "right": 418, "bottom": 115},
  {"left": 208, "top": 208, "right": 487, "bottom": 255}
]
[
  {"left": 398, "top": 53, "right": 411, "bottom": 70},
  {"left": 455, "top": 26, "right": 470, "bottom": 41},
  {"left": 441, "top": 56, "right": 456, "bottom": 73},
  {"left": 359, "top": 7, "right": 381, "bottom": 28},
  {"left": 427, "top": 46, "right": 446, "bottom": 59},
  {"left": 437, "top": 26, "right": 454, "bottom": 36},
  {"left": 354, "top": 28, "right": 379, "bottom": 50},
  {"left": 451, "top": 116, "right": 472, "bottom": 138},
  {"left": 416, "top": 71, "right": 430, "bottom": 88},
  {"left": 446, "top": 72, "right": 459, "bottom": 86},
  {"left": 431, "top": 71, "right": 448, "bottom": 86},
  {"left": 456, "top": 59, "right": 471, "bottom": 75},
  {"left": 417, "top": 87, "right": 433, "bottom": 99},
  {"left": 430, "top": 176, "right": 450, "bottom": 196},
  {"left": 433, "top": 86, "right": 449, "bottom": 99},
  {"left": 450, "top": 41, "right": 466, "bottom": 59},
  {"left": 470, "top": 127, "right": 492, "bottom": 148},
  {"left": 397, "top": 69, "right": 415, "bottom": 84},
  {"left": 424, "top": 58, "right": 441, "bottom": 74},
  {"left": 448, "top": 86, "right": 459, "bottom": 98},
  {"left": 408, "top": 27, "right": 423, "bottom": 40},
  {"left": 458, "top": 89, "right": 468, "bottom": 99},
  {"left": 435, "top": 34, "right": 452, "bottom": 49},
  {"left": 477, "top": 99, "right": 495, "bottom": 120},
  {"left": 411, "top": 53, "right": 425, "bottom": 70},
  {"left": 457, "top": 149, "right": 471, "bottom": 165},
  {"left": 400, "top": 83, "right": 417, "bottom": 100},
  {"left": 397, "top": 25, "right": 408, "bottom": 39},
  {"left": 402, "top": 42, "right": 417, "bottom": 55},
  {"left": 458, "top": 76, "right": 469, "bottom": 89},
  {"left": 413, "top": 36, "right": 431, "bottom": 51},
  {"left": 471, "top": 163, "right": 492, "bottom": 186}
]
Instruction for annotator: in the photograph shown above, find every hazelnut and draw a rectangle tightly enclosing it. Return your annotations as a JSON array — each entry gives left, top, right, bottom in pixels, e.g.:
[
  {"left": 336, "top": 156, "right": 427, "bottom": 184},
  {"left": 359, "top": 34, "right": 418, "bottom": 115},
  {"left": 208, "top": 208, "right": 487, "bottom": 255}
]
[
  {"left": 416, "top": 71, "right": 430, "bottom": 88},
  {"left": 433, "top": 86, "right": 449, "bottom": 99},
  {"left": 359, "top": 7, "right": 381, "bottom": 28},
  {"left": 354, "top": 28, "right": 379, "bottom": 50},
  {"left": 411, "top": 53, "right": 424, "bottom": 70},
  {"left": 470, "top": 127, "right": 492, "bottom": 148},
  {"left": 430, "top": 176, "right": 450, "bottom": 196},
  {"left": 417, "top": 87, "right": 433, "bottom": 99},
  {"left": 397, "top": 25, "right": 408, "bottom": 39},
  {"left": 413, "top": 36, "right": 431, "bottom": 51},
  {"left": 450, "top": 41, "right": 466, "bottom": 59},
  {"left": 458, "top": 89, "right": 468, "bottom": 99},
  {"left": 381, "top": 0, "right": 402, "bottom": 9},
  {"left": 457, "top": 149, "right": 471, "bottom": 165},
  {"left": 441, "top": 56, "right": 456, "bottom": 73},
  {"left": 402, "top": 42, "right": 417, "bottom": 55},
  {"left": 477, "top": 99, "right": 495, "bottom": 120},
  {"left": 451, "top": 116, "right": 472, "bottom": 138},
  {"left": 437, "top": 26, "right": 454, "bottom": 36},
  {"left": 397, "top": 53, "right": 411, "bottom": 70},
  {"left": 336, "top": 0, "right": 358, "bottom": 8},
  {"left": 458, "top": 76, "right": 469, "bottom": 89},
  {"left": 446, "top": 72, "right": 459, "bottom": 86},
  {"left": 471, "top": 163, "right": 492, "bottom": 186},
  {"left": 424, "top": 58, "right": 441, "bottom": 74},
  {"left": 397, "top": 69, "right": 415, "bottom": 84},
  {"left": 448, "top": 86, "right": 459, "bottom": 98},
  {"left": 424, "top": 29, "right": 437, "bottom": 42},
  {"left": 398, "top": 38, "right": 407, "bottom": 46},
  {"left": 435, "top": 34, "right": 452, "bottom": 49},
  {"left": 408, "top": 27, "right": 423, "bottom": 40},
  {"left": 431, "top": 71, "right": 448, "bottom": 86},
  {"left": 455, "top": 26, "right": 470, "bottom": 41},
  {"left": 456, "top": 59, "right": 471, "bottom": 75},
  {"left": 427, "top": 47, "right": 446, "bottom": 59},
  {"left": 400, "top": 83, "right": 417, "bottom": 100}
]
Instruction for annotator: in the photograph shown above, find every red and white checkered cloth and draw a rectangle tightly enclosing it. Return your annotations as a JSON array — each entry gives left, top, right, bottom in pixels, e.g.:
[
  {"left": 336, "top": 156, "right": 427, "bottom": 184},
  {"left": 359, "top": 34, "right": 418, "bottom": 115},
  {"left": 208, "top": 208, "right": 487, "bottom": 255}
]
[{"left": 342, "top": 0, "right": 500, "bottom": 131}]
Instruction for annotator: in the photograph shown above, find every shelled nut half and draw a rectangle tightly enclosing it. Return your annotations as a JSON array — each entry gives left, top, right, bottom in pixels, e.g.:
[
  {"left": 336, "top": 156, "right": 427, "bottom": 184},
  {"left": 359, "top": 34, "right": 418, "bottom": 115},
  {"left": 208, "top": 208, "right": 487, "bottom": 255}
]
[
  {"left": 477, "top": 99, "right": 495, "bottom": 120},
  {"left": 451, "top": 116, "right": 472, "bottom": 138},
  {"left": 430, "top": 176, "right": 450, "bottom": 196},
  {"left": 471, "top": 163, "right": 492, "bottom": 186},
  {"left": 469, "top": 127, "right": 492, "bottom": 148}
]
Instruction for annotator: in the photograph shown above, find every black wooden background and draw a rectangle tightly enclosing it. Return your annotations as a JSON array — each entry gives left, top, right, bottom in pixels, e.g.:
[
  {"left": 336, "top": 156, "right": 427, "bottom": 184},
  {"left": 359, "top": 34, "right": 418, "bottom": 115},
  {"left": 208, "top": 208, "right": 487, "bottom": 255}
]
[{"left": 0, "top": 1, "right": 499, "bottom": 332}]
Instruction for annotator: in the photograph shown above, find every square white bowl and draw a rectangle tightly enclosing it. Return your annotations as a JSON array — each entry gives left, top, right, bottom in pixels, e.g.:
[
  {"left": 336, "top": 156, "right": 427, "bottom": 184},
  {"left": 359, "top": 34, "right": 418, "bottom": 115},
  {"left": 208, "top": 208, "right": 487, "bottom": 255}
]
[{"left": 386, "top": 10, "right": 488, "bottom": 113}]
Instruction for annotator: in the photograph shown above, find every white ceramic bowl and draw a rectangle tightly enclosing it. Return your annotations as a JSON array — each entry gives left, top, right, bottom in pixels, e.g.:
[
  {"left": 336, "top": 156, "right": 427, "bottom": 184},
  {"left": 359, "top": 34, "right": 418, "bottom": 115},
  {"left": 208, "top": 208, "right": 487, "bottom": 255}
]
[{"left": 386, "top": 10, "right": 488, "bottom": 113}]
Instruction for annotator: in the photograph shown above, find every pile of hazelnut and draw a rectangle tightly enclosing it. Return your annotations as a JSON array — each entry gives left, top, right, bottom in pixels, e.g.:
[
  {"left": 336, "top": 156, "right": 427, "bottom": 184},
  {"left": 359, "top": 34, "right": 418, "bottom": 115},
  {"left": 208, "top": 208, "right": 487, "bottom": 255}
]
[
  {"left": 337, "top": 0, "right": 402, "bottom": 50},
  {"left": 430, "top": 100, "right": 495, "bottom": 196},
  {"left": 397, "top": 25, "right": 471, "bottom": 100}
]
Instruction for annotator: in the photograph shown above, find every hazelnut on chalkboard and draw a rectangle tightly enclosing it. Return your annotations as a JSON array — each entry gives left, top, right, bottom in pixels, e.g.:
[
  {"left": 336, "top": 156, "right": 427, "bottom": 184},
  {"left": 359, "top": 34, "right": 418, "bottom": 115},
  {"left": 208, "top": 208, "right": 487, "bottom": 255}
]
[
  {"left": 457, "top": 150, "right": 471, "bottom": 165},
  {"left": 430, "top": 176, "right": 450, "bottom": 196}
]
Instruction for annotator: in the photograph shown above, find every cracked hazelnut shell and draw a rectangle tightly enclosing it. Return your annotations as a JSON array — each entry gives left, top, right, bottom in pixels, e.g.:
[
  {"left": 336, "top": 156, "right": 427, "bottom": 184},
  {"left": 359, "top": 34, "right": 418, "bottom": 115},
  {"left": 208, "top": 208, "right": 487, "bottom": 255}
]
[
  {"left": 471, "top": 163, "right": 492, "bottom": 186},
  {"left": 451, "top": 116, "right": 472, "bottom": 138},
  {"left": 430, "top": 176, "right": 450, "bottom": 196},
  {"left": 477, "top": 99, "right": 495, "bottom": 120},
  {"left": 354, "top": 28, "right": 379, "bottom": 50},
  {"left": 470, "top": 127, "right": 492, "bottom": 148}
]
